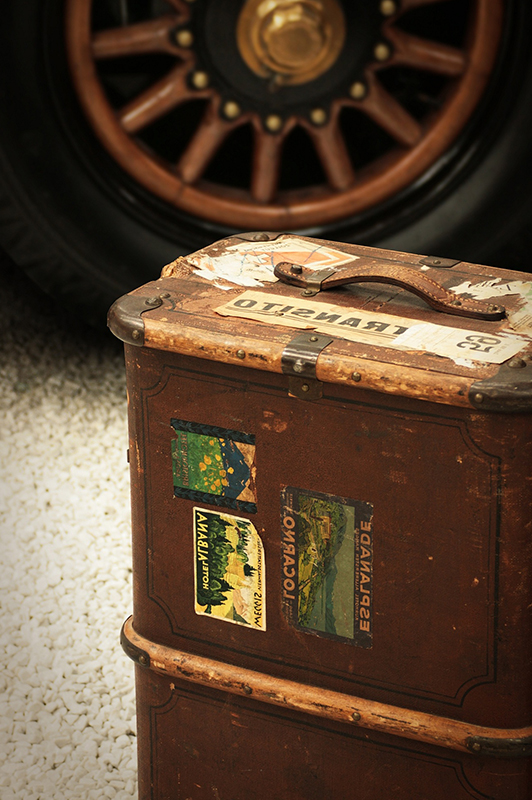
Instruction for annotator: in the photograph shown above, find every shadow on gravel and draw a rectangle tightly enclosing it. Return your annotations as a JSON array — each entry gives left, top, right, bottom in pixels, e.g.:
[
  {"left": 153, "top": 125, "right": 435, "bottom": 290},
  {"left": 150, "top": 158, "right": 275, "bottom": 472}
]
[{"left": 1, "top": 248, "right": 122, "bottom": 356}]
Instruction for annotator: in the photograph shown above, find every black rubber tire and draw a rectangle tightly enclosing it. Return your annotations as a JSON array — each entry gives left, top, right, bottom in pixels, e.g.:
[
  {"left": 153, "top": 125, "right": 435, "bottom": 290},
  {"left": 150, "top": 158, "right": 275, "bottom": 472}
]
[{"left": 0, "top": 0, "right": 531, "bottom": 326}]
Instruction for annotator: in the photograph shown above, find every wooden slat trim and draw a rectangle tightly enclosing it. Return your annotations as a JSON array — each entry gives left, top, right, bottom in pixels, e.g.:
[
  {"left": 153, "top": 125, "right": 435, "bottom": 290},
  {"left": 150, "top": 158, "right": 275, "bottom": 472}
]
[{"left": 122, "top": 617, "right": 532, "bottom": 758}]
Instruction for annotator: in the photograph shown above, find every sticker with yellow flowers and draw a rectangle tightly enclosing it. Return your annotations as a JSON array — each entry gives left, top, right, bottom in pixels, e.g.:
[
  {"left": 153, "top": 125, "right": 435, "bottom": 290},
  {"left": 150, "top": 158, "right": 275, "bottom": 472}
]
[{"left": 171, "top": 419, "right": 257, "bottom": 513}]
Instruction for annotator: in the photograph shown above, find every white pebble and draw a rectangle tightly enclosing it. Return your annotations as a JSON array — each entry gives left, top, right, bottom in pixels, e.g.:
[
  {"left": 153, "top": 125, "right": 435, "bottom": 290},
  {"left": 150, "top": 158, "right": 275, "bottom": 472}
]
[{"left": 1, "top": 282, "right": 136, "bottom": 798}]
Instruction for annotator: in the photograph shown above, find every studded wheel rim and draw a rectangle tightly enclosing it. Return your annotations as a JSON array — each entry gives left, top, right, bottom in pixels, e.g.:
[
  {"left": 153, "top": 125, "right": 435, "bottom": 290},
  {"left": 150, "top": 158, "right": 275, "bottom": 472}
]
[{"left": 65, "top": 0, "right": 504, "bottom": 231}]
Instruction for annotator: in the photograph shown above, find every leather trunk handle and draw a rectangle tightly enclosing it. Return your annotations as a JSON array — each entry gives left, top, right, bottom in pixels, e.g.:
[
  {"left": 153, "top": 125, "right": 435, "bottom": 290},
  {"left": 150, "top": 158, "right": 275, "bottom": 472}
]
[{"left": 274, "top": 259, "right": 506, "bottom": 321}]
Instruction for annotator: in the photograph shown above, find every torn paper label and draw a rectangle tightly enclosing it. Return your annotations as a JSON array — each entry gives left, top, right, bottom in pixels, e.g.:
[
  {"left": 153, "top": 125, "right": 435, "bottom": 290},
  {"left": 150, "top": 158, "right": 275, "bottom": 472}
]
[
  {"left": 451, "top": 278, "right": 532, "bottom": 300},
  {"left": 187, "top": 236, "right": 356, "bottom": 288},
  {"left": 451, "top": 279, "right": 532, "bottom": 334},
  {"left": 216, "top": 290, "right": 528, "bottom": 364},
  {"left": 216, "top": 291, "right": 415, "bottom": 348},
  {"left": 393, "top": 324, "right": 526, "bottom": 364}
]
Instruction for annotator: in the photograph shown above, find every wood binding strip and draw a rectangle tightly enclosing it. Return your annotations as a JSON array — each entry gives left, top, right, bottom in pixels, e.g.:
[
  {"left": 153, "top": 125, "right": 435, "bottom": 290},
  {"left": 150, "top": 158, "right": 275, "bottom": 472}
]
[
  {"left": 122, "top": 617, "right": 532, "bottom": 757},
  {"left": 142, "top": 314, "right": 477, "bottom": 408}
]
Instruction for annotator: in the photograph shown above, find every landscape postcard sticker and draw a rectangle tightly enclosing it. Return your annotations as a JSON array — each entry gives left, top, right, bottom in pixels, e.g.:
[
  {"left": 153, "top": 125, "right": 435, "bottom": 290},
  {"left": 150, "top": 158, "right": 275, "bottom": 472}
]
[
  {"left": 281, "top": 487, "right": 374, "bottom": 648},
  {"left": 194, "top": 508, "right": 265, "bottom": 630},
  {"left": 171, "top": 419, "right": 257, "bottom": 513}
]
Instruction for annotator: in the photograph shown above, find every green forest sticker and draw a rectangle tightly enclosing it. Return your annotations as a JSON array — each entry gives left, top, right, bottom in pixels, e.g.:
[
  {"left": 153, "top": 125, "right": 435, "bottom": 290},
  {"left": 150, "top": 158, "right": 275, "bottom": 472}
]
[
  {"left": 194, "top": 508, "right": 266, "bottom": 630},
  {"left": 171, "top": 419, "right": 257, "bottom": 513},
  {"left": 281, "top": 487, "right": 373, "bottom": 648}
]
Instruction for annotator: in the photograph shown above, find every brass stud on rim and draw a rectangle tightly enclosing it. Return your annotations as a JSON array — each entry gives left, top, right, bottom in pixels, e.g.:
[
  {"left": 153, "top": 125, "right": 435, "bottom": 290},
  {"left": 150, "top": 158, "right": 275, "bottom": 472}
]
[
  {"left": 374, "top": 42, "right": 391, "bottom": 62},
  {"left": 310, "top": 107, "right": 327, "bottom": 126},
  {"left": 349, "top": 81, "right": 367, "bottom": 100},
  {"left": 223, "top": 100, "right": 242, "bottom": 120},
  {"left": 265, "top": 114, "right": 283, "bottom": 132},
  {"left": 380, "top": 0, "right": 397, "bottom": 16},
  {"left": 191, "top": 70, "right": 209, "bottom": 89},
  {"left": 175, "top": 29, "right": 194, "bottom": 48}
]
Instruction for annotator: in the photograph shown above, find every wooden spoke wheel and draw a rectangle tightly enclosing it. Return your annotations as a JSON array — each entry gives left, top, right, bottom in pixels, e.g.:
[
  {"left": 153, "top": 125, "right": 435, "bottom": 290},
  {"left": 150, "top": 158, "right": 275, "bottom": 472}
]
[
  {"left": 66, "top": 0, "right": 503, "bottom": 230},
  {"left": 1, "top": 0, "right": 532, "bottom": 324}
]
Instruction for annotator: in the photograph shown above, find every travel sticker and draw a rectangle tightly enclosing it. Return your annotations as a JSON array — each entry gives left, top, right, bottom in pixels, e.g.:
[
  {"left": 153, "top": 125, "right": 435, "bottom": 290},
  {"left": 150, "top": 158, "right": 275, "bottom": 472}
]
[
  {"left": 281, "top": 487, "right": 374, "bottom": 649},
  {"left": 194, "top": 508, "right": 266, "bottom": 630},
  {"left": 186, "top": 235, "right": 355, "bottom": 288},
  {"left": 171, "top": 419, "right": 257, "bottom": 513}
]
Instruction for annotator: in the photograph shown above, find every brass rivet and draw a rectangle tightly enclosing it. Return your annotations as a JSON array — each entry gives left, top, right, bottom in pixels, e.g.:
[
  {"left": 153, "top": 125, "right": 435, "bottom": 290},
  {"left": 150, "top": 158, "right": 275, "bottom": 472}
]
[
  {"left": 303, "top": 288, "right": 314, "bottom": 296},
  {"left": 380, "top": 0, "right": 397, "bottom": 15},
  {"left": 310, "top": 108, "right": 327, "bottom": 126},
  {"left": 265, "top": 114, "right": 283, "bottom": 132},
  {"left": 351, "top": 712, "right": 361, "bottom": 722},
  {"left": 349, "top": 81, "right": 367, "bottom": 100},
  {"left": 374, "top": 42, "right": 391, "bottom": 62},
  {"left": 293, "top": 360, "right": 305, "bottom": 374},
  {"left": 138, "top": 654, "right": 149, "bottom": 666},
  {"left": 236, "top": 349, "right": 246, "bottom": 359},
  {"left": 432, "top": 259, "right": 442, "bottom": 266},
  {"left": 301, "top": 383, "right": 310, "bottom": 392},
  {"left": 243, "top": 685, "right": 253, "bottom": 695},
  {"left": 251, "top": 232, "right": 269, "bottom": 241},
  {"left": 160, "top": 292, "right": 171, "bottom": 299},
  {"left": 146, "top": 296, "right": 159, "bottom": 306},
  {"left": 309, "top": 336, "right": 318, "bottom": 342},
  {"left": 191, "top": 70, "right": 210, "bottom": 89},
  {"left": 474, "top": 393, "right": 484, "bottom": 404},
  {"left": 131, "top": 329, "right": 141, "bottom": 340},
  {"left": 223, "top": 100, "right": 241, "bottom": 119},
  {"left": 471, "top": 742, "right": 482, "bottom": 753},
  {"left": 175, "top": 28, "right": 193, "bottom": 48},
  {"left": 352, "top": 372, "right": 362, "bottom": 382},
  {"left": 291, "top": 264, "right": 303, "bottom": 274}
]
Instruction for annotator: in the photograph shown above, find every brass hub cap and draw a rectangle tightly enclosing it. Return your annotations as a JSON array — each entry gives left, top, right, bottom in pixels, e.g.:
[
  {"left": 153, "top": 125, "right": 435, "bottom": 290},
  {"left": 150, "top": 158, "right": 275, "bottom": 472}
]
[{"left": 237, "top": 0, "right": 346, "bottom": 86}]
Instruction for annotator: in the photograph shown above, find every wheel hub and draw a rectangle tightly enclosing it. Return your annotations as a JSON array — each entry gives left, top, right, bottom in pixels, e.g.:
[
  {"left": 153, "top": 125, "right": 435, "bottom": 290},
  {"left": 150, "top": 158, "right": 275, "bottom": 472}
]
[{"left": 237, "top": 0, "right": 346, "bottom": 86}]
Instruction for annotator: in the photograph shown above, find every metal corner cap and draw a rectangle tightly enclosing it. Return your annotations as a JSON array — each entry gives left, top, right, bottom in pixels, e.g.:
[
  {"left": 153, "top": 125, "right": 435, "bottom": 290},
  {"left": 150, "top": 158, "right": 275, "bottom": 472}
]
[
  {"left": 233, "top": 231, "right": 284, "bottom": 242},
  {"left": 120, "top": 617, "right": 150, "bottom": 668},
  {"left": 107, "top": 292, "right": 163, "bottom": 346},
  {"left": 107, "top": 294, "right": 145, "bottom": 346},
  {"left": 469, "top": 359, "right": 532, "bottom": 413}
]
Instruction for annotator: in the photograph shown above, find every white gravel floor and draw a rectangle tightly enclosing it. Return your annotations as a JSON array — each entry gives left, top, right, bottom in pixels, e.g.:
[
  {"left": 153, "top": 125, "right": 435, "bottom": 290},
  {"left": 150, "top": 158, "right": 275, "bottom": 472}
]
[{"left": 0, "top": 260, "right": 137, "bottom": 799}]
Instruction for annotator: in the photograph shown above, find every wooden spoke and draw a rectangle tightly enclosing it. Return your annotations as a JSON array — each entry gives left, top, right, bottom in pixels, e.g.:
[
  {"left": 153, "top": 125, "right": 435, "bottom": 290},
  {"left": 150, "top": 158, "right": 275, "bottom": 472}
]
[
  {"left": 119, "top": 64, "right": 203, "bottom": 134},
  {"left": 359, "top": 75, "right": 423, "bottom": 148},
  {"left": 251, "top": 130, "right": 284, "bottom": 203},
  {"left": 92, "top": 16, "right": 185, "bottom": 59},
  {"left": 305, "top": 118, "right": 355, "bottom": 192},
  {"left": 386, "top": 28, "right": 466, "bottom": 77},
  {"left": 177, "top": 105, "right": 235, "bottom": 184}
]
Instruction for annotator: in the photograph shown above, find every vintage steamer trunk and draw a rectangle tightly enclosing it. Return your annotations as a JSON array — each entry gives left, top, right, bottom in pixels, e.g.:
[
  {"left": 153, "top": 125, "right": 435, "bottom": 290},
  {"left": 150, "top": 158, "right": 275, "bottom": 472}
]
[{"left": 109, "top": 233, "right": 532, "bottom": 800}]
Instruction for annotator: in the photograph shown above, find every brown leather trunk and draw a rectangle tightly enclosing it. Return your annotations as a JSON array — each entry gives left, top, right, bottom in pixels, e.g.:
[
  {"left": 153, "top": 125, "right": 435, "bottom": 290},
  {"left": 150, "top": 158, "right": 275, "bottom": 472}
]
[{"left": 109, "top": 233, "right": 532, "bottom": 800}]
